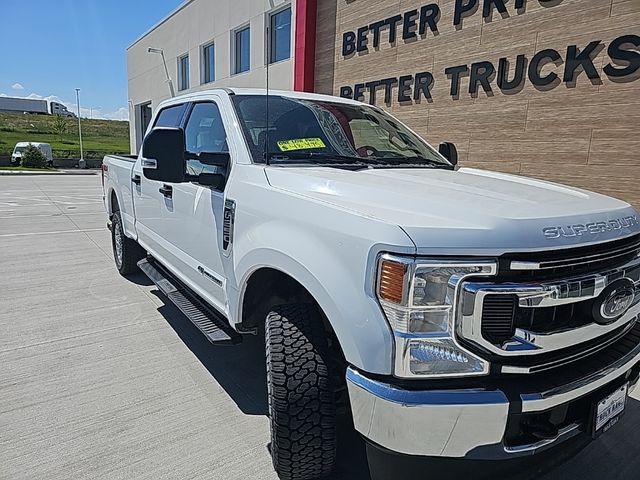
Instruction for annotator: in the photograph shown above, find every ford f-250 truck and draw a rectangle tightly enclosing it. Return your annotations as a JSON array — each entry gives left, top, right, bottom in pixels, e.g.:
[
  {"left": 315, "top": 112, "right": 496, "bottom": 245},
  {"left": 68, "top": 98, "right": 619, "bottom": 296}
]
[{"left": 103, "top": 88, "right": 640, "bottom": 480}]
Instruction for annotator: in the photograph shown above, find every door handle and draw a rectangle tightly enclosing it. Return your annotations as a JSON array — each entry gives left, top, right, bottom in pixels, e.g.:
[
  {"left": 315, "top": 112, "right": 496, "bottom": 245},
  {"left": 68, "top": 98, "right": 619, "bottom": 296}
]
[
  {"left": 132, "top": 175, "right": 141, "bottom": 185},
  {"left": 159, "top": 184, "right": 173, "bottom": 198}
]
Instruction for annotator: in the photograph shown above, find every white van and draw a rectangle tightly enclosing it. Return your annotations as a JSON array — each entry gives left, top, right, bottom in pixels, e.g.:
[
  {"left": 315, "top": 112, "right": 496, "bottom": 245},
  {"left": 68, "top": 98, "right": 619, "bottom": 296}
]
[{"left": 11, "top": 142, "right": 54, "bottom": 167}]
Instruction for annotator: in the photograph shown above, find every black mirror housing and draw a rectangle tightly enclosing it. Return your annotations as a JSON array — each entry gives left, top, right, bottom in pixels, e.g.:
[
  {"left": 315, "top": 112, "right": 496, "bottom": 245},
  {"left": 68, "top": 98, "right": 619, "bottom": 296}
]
[
  {"left": 184, "top": 151, "right": 230, "bottom": 191},
  {"left": 197, "top": 172, "right": 227, "bottom": 190},
  {"left": 438, "top": 142, "right": 458, "bottom": 167},
  {"left": 142, "top": 128, "right": 186, "bottom": 183},
  {"left": 196, "top": 151, "right": 230, "bottom": 167}
]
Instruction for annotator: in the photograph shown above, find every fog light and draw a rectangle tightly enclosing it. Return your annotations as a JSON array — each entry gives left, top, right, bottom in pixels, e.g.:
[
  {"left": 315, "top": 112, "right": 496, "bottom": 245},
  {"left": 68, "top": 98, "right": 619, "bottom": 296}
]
[{"left": 409, "top": 339, "right": 487, "bottom": 376}]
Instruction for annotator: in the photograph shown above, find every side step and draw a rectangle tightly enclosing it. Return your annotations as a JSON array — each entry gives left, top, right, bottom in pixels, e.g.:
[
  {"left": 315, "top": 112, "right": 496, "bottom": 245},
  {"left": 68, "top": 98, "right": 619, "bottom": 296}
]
[{"left": 138, "top": 258, "right": 242, "bottom": 345}]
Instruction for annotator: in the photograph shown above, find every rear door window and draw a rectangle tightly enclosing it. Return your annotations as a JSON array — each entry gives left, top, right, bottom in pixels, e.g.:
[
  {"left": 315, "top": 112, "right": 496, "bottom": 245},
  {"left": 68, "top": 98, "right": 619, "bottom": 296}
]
[{"left": 153, "top": 103, "right": 187, "bottom": 128}]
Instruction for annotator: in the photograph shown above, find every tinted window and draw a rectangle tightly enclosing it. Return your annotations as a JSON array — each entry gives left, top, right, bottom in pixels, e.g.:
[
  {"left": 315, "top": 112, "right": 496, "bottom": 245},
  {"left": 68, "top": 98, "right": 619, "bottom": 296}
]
[
  {"left": 231, "top": 95, "right": 449, "bottom": 167},
  {"left": 184, "top": 102, "right": 228, "bottom": 176},
  {"left": 153, "top": 103, "right": 187, "bottom": 128},
  {"left": 202, "top": 42, "right": 215, "bottom": 84},
  {"left": 234, "top": 27, "right": 250, "bottom": 74},
  {"left": 178, "top": 54, "right": 189, "bottom": 91},
  {"left": 270, "top": 8, "right": 291, "bottom": 63}
]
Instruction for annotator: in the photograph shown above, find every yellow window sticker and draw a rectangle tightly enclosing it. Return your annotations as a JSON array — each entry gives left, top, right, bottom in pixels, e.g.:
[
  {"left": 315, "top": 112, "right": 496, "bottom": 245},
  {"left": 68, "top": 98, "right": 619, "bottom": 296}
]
[{"left": 277, "top": 138, "right": 326, "bottom": 152}]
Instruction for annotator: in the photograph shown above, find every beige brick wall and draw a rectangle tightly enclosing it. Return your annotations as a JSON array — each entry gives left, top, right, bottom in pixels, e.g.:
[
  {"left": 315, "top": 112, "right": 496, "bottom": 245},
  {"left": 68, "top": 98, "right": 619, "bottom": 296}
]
[{"left": 315, "top": 0, "right": 640, "bottom": 210}]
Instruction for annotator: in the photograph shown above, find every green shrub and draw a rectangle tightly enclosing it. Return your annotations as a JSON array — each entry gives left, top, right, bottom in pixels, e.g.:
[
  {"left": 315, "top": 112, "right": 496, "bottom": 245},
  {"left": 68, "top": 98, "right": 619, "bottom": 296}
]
[
  {"left": 52, "top": 114, "right": 69, "bottom": 136},
  {"left": 21, "top": 144, "right": 48, "bottom": 168}
]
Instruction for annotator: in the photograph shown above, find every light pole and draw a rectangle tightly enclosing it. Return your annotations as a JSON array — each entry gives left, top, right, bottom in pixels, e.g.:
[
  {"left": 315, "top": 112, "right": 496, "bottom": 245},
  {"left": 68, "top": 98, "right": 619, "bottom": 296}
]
[
  {"left": 89, "top": 106, "right": 101, "bottom": 120},
  {"left": 75, "top": 88, "right": 85, "bottom": 168},
  {"left": 148, "top": 47, "right": 175, "bottom": 97}
]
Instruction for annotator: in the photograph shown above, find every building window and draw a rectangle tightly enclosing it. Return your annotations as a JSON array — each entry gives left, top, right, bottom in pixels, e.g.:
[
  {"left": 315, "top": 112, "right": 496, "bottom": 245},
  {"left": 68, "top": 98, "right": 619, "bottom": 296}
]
[
  {"left": 140, "top": 102, "right": 153, "bottom": 133},
  {"left": 178, "top": 54, "right": 190, "bottom": 91},
  {"left": 269, "top": 7, "right": 291, "bottom": 64},
  {"left": 201, "top": 42, "right": 215, "bottom": 84},
  {"left": 234, "top": 26, "right": 250, "bottom": 74}
]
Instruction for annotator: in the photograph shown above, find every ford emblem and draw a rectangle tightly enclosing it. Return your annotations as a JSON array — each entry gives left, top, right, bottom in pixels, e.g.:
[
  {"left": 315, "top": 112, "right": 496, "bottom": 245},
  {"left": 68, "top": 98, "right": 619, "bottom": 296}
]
[{"left": 593, "top": 279, "right": 636, "bottom": 325}]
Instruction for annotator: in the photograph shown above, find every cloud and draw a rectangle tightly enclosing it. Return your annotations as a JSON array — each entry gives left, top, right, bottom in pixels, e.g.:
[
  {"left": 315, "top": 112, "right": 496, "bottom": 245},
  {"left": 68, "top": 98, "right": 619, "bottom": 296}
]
[
  {"left": 102, "top": 107, "right": 129, "bottom": 121},
  {"left": 11, "top": 83, "right": 24, "bottom": 90},
  {"left": 65, "top": 103, "right": 130, "bottom": 121}
]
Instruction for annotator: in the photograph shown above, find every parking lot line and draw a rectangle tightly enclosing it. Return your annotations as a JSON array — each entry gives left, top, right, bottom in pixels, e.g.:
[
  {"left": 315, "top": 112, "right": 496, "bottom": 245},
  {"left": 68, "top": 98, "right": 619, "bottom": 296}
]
[{"left": 0, "top": 228, "right": 104, "bottom": 238}]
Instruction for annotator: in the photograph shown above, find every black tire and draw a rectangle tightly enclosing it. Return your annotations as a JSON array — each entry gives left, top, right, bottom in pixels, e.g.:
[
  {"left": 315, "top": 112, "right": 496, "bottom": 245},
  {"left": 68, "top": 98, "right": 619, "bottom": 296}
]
[
  {"left": 111, "top": 211, "right": 145, "bottom": 276},
  {"left": 266, "top": 303, "right": 337, "bottom": 480}
]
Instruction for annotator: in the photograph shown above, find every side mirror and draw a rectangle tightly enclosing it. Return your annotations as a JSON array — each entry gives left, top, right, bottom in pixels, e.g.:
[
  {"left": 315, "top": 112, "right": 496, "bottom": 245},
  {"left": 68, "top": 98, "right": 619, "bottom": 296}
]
[
  {"left": 186, "top": 152, "right": 230, "bottom": 191},
  {"left": 141, "top": 128, "right": 186, "bottom": 183},
  {"left": 438, "top": 142, "right": 458, "bottom": 167}
]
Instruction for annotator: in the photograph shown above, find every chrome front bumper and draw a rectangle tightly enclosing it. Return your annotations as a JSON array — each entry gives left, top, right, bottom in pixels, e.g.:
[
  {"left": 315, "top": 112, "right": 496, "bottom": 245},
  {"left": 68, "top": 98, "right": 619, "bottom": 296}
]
[{"left": 346, "top": 342, "right": 640, "bottom": 459}]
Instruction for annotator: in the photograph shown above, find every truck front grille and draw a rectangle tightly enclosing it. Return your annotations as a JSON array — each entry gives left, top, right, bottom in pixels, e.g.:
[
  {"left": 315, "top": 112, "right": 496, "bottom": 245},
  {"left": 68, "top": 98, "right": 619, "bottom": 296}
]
[
  {"left": 481, "top": 294, "right": 598, "bottom": 345},
  {"left": 458, "top": 235, "right": 640, "bottom": 373}
]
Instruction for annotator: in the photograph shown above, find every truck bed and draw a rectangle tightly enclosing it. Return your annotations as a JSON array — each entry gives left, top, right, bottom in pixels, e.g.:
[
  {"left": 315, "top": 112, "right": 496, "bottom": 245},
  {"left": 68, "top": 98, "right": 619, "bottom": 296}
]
[{"left": 103, "top": 154, "right": 138, "bottom": 238}]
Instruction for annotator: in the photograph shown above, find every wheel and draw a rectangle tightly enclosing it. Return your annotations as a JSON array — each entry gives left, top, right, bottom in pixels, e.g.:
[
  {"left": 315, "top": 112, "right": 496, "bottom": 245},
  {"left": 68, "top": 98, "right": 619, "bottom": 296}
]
[
  {"left": 265, "top": 303, "right": 337, "bottom": 480},
  {"left": 111, "top": 211, "right": 144, "bottom": 276}
]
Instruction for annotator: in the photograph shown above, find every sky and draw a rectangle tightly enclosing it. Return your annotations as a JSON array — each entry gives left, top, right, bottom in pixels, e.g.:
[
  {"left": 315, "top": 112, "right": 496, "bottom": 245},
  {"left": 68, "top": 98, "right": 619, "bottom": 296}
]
[{"left": 0, "top": 0, "right": 181, "bottom": 121}]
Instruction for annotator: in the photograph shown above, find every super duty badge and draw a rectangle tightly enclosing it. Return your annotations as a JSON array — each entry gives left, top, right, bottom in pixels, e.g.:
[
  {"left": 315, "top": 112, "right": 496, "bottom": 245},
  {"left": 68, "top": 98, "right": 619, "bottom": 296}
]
[{"left": 543, "top": 215, "right": 639, "bottom": 239}]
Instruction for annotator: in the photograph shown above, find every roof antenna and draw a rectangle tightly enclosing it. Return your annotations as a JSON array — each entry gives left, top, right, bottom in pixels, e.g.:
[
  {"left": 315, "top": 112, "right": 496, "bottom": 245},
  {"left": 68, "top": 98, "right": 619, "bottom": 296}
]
[{"left": 264, "top": 23, "right": 271, "bottom": 166}]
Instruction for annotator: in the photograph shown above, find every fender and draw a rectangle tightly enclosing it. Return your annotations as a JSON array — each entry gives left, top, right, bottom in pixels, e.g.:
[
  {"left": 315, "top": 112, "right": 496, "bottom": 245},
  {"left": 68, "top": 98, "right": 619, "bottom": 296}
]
[
  {"left": 107, "top": 185, "right": 137, "bottom": 240},
  {"left": 230, "top": 219, "right": 411, "bottom": 375}
]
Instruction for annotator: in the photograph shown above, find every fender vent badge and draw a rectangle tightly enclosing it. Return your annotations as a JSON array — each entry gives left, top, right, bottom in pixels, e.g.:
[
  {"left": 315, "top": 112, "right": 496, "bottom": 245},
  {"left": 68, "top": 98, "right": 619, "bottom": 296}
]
[{"left": 223, "top": 199, "right": 236, "bottom": 252}]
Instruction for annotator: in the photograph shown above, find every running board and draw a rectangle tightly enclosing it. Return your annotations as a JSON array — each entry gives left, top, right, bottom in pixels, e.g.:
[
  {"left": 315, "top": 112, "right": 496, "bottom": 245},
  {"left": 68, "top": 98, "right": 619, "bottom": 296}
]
[{"left": 138, "top": 258, "right": 241, "bottom": 345}]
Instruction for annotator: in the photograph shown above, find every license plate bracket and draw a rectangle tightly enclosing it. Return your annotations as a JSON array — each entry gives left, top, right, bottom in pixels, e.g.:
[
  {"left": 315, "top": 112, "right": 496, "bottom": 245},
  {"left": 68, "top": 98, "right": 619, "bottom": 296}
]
[{"left": 591, "top": 383, "right": 628, "bottom": 438}]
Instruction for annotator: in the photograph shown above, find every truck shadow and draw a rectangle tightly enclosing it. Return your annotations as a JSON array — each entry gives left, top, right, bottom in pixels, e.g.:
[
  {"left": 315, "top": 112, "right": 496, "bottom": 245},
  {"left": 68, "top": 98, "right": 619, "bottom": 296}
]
[
  {"left": 124, "top": 271, "right": 154, "bottom": 287},
  {"left": 151, "top": 290, "right": 640, "bottom": 480},
  {"left": 151, "top": 290, "right": 371, "bottom": 479}
]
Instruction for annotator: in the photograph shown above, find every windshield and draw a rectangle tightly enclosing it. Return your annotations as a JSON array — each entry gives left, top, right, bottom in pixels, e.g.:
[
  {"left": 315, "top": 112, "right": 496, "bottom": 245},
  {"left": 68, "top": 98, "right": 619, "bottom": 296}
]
[
  {"left": 13, "top": 146, "right": 26, "bottom": 154},
  {"left": 231, "top": 95, "right": 450, "bottom": 167}
]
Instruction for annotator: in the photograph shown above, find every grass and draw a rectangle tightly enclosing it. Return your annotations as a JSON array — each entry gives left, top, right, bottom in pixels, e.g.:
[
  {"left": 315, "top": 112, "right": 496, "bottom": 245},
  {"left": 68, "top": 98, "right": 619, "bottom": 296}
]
[
  {"left": 0, "top": 112, "right": 130, "bottom": 159},
  {"left": 0, "top": 166, "right": 58, "bottom": 171}
]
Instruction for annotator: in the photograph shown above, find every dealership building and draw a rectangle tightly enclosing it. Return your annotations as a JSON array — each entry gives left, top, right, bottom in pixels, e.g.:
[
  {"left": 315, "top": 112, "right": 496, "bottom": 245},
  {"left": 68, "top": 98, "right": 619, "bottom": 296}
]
[{"left": 127, "top": 0, "right": 640, "bottom": 208}]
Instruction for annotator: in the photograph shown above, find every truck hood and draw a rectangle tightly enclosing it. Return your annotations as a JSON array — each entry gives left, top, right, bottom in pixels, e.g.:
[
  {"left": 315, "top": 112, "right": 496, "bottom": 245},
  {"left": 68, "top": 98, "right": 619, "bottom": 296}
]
[{"left": 265, "top": 166, "right": 640, "bottom": 254}]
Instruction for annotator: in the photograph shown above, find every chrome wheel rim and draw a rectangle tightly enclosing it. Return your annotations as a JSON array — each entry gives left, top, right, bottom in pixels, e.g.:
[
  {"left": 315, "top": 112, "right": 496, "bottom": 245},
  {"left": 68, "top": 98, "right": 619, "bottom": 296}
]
[{"left": 114, "top": 221, "right": 124, "bottom": 267}]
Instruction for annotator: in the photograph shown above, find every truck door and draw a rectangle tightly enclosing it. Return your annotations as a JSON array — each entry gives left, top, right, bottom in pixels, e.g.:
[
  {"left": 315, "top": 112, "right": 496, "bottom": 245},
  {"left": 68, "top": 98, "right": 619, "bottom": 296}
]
[
  {"left": 132, "top": 102, "right": 188, "bottom": 260},
  {"left": 157, "top": 100, "right": 230, "bottom": 316}
]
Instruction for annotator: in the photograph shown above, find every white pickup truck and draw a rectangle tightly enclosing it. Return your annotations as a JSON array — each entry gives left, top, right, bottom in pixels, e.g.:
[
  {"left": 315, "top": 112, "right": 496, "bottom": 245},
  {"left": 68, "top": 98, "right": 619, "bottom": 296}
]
[{"left": 103, "top": 88, "right": 640, "bottom": 480}]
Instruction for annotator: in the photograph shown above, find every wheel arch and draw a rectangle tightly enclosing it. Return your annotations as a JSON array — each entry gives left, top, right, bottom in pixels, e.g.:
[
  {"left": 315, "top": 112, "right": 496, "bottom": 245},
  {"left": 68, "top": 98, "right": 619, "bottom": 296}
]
[
  {"left": 108, "top": 188, "right": 119, "bottom": 216},
  {"left": 232, "top": 245, "right": 393, "bottom": 374}
]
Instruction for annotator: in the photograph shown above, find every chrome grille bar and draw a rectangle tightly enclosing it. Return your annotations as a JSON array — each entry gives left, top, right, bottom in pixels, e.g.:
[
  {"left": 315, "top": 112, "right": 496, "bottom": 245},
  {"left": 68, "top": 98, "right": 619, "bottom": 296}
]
[{"left": 510, "top": 236, "right": 640, "bottom": 271}]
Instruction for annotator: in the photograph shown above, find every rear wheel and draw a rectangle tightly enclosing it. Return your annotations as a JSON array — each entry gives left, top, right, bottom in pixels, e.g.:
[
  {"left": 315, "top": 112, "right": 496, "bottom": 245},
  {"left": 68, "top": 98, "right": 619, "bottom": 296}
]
[
  {"left": 111, "top": 211, "right": 144, "bottom": 276},
  {"left": 265, "top": 303, "right": 337, "bottom": 480}
]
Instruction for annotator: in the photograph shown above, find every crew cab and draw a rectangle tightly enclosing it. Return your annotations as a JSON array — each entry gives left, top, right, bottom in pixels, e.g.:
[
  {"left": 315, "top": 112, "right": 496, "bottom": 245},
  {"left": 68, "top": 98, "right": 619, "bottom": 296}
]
[{"left": 102, "top": 88, "right": 640, "bottom": 480}]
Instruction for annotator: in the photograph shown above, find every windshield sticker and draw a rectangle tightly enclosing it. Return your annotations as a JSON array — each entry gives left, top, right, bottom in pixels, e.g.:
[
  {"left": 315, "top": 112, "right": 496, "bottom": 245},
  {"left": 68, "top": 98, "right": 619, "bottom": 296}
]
[{"left": 277, "top": 138, "right": 326, "bottom": 152}]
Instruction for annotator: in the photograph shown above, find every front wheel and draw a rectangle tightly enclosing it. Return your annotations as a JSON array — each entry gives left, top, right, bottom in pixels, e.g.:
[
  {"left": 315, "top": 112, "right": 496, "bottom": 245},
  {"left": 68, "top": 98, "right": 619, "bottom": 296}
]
[
  {"left": 111, "top": 211, "right": 144, "bottom": 276},
  {"left": 265, "top": 303, "right": 337, "bottom": 480}
]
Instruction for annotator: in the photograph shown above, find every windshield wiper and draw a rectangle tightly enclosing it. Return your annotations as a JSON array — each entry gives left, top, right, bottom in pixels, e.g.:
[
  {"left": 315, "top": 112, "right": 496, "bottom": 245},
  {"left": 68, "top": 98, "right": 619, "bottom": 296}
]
[
  {"left": 378, "top": 156, "right": 450, "bottom": 168},
  {"left": 267, "top": 151, "right": 388, "bottom": 166},
  {"left": 266, "top": 151, "right": 449, "bottom": 169}
]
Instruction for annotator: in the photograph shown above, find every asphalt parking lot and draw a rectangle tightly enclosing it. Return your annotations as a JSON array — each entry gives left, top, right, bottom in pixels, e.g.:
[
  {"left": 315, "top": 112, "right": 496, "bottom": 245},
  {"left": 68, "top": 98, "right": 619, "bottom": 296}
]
[{"left": 1, "top": 174, "right": 639, "bottom": 480}]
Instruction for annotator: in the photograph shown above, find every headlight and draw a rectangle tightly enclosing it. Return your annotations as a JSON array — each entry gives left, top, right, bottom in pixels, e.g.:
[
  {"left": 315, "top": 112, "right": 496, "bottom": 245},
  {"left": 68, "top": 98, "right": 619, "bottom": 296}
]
[{"left": 376, "top": 255, "right": 497, "bottom": 378}]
